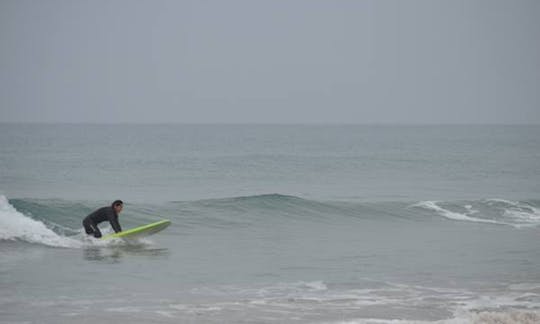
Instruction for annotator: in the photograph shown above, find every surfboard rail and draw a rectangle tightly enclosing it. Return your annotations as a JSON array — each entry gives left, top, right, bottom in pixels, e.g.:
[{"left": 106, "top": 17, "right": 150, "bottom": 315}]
[{"left": 101, "top": 219, "right": 171, "bottom": 240}]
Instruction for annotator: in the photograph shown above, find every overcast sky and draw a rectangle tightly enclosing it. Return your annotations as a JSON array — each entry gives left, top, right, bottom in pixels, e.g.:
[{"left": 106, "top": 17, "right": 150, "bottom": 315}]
[{"left": 1, "top": 0, "right": 539, "bottom": 124}]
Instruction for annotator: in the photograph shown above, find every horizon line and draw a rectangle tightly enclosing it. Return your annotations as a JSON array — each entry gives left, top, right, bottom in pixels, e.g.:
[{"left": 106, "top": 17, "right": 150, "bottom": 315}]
[{"left": 1, "top": 121, "right": 540, "bottom": 126}]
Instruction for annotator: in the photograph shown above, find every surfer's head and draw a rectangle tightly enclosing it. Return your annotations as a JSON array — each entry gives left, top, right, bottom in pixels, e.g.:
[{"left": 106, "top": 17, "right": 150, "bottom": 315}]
[{"left": 112, "top": 200, "right": 123, "bottom": 214}]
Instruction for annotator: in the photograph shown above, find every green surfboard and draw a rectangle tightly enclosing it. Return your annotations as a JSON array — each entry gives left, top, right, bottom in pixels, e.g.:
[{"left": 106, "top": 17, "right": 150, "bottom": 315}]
[{"left": 101, "top": 220, "right": 171, "bottom": 240}]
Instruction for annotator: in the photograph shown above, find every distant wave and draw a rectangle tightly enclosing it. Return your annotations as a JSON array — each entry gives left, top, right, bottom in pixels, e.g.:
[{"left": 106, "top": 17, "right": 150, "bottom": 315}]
[
  {"left": 182, "top": 194, "right": 540, "bottom": 228},
  {"left": 174, "top": 193, "right": 311, "bottom": 207},
  {"left": 412, "top": 199, "right": 540, "bottom": 228},
  {"left": 485, "top": 198, "right": 540, "bottom": 224},
  {"left": 411, "top": 201, "right": 506, "bottom": 225}
]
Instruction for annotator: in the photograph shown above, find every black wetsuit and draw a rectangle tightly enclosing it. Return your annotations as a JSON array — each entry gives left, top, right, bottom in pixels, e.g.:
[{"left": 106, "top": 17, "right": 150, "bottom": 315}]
[{"left": 83, "top": 206, "right": 122, "bottom": 238}]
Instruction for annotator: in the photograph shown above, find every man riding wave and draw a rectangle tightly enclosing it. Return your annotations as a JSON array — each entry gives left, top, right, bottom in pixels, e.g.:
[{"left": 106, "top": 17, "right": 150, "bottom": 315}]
[{"left": 83, "top": 200, "right": 123, "bottom": 238}]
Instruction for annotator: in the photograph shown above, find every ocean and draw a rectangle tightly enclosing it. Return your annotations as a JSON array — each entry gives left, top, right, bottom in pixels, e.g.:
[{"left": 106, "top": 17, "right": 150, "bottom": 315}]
[{"left": 1, "top": 124, "right": 539, "bottom": 323}]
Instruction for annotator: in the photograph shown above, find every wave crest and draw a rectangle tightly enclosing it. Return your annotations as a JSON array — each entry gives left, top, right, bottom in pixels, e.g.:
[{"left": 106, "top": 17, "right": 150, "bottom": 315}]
[
  {"left": 0, "top": 195, "right": 82, "bottom": 247},
  {"left": 412, "top": 199, "right": 540, "bottom": 228}
]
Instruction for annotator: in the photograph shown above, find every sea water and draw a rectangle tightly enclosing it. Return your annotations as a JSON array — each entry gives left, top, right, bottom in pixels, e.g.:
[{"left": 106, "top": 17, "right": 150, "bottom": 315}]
[{"left": 1, "top": 124, "right": 539, "bottom": 323}]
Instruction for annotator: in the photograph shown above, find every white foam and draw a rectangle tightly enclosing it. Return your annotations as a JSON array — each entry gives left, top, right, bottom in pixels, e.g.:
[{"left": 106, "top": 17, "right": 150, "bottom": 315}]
[
  {"left": 299, "top": 280, "right": 328, "bottom": 291},
  {"left": 485, "top": 198, "right": 540, "bottom": 227},
  {"left": 328, "top": 310, "right": 540, "bottom": 323},
  {"left": 412, "top": 199, "right": 540, "bottom": 227},
  {"left": 0, "top": 195, "right": 82, "bottom": 248},
  {"left": 413, "top": 201, "right": 506, "bottom": 226},
  {"left": 464, "top": 205, "right": 478, "bottom": 214},
  {"left": 78, "top": 280, "right": 540, "bottom": 324},
  {"left": 508, "top": 283, "right": 540, "bottom": 291},
  {"left": 502, "top": 207, "right": 540, "bottom": 226}
]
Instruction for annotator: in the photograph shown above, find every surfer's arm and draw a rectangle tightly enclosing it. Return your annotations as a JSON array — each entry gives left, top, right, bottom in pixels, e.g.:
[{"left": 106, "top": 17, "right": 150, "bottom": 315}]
[{"left": 108, "top": 212, "right": 122, "bottom": 233}]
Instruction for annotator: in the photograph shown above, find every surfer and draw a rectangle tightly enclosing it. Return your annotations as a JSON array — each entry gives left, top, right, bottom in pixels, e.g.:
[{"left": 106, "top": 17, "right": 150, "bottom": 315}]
[{"left": 82, "top": 200, "right": 123, "bottom": 238}]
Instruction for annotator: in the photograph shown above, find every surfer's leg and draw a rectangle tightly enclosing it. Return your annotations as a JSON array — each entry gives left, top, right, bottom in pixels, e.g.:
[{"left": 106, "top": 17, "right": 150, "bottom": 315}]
[
  {"left": 83, "top": 219, "right": 94, "bottom": 235},
  {"left": 92, "top": 225, "right": 102, "bottom": 238},
  {"left": 83, "top": 219, "right": 101, "bottom": 238},
  {"left": 90, "top": 224, "right": 101, "bottom": 238}
]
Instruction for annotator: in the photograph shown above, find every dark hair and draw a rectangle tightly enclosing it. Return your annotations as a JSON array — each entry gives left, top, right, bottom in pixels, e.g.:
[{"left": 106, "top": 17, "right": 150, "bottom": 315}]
[{"left": 112, "top": 200, "right": 123, "bottom": 208}]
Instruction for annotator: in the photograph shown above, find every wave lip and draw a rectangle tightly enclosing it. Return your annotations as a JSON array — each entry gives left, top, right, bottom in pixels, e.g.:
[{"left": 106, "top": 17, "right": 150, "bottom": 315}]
[{"left": 0, "top": 195, "right": 81, "bottom": 248}]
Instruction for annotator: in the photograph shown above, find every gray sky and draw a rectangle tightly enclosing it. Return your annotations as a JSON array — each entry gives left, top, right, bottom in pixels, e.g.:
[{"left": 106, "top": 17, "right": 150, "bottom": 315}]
[{"left": 1, "top": 0, "right": 539, "bottom": 124}]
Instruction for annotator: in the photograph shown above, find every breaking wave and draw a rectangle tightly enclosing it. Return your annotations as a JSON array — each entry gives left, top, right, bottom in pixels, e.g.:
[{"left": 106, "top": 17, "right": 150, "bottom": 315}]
[
  {"left": 0, "top": 195, "right": 148, "bottom": 248},
  {"left": 2, "top": 193, "right": 539, "bottom": 248},
  {"left": 0, "top": 195, "right": 82, "bottom": 248},
  {"left": 412, "top": 199, "right": 540, "bottom": 228}
]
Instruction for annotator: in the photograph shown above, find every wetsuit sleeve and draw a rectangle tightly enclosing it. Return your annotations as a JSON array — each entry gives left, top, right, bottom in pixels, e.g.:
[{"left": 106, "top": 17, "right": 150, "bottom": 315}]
[{"left": 108, "top": 211, "right": 122, "bottom": 233}]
